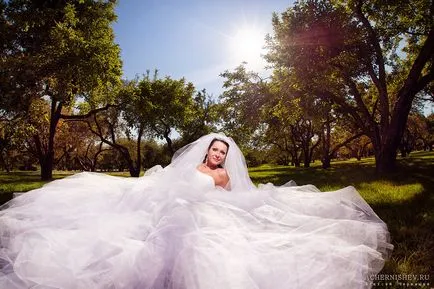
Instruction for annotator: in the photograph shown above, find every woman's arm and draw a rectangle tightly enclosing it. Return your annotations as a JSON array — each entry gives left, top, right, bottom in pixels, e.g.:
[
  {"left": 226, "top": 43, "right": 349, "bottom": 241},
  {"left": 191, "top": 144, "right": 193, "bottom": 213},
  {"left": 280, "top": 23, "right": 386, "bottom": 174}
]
[{"left": 216, "top": 169, "right": 230, "bottom": 190}]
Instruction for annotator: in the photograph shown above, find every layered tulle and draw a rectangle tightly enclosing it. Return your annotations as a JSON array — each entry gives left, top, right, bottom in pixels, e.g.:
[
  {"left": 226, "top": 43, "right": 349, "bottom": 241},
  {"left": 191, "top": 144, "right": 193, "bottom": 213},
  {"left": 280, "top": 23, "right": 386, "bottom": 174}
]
[{"left": 0, "top": 167, "right": 392, "bottom": 289}]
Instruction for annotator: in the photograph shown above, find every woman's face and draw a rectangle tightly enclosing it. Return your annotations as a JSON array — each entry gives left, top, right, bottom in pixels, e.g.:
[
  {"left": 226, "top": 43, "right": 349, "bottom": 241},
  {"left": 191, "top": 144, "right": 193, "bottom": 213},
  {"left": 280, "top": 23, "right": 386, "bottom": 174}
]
[{"left": 207, "top": 141, "right": 228, "bottom": 167}]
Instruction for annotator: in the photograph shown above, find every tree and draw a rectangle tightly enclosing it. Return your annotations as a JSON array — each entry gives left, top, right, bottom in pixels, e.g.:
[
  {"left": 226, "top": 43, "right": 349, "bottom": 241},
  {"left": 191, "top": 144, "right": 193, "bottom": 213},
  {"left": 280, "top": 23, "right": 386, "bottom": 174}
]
[
  {"left": 2, "top": 0, "right": 121, "bottom": 180},
  {"left": 220, "top": 64, "right": 324, "bottom": 167},
  {"left": 54, "top": 120, "right": 104, "bottom": 171},
  {"left": 342, "top": 135, "right": 373, "bottom": 160},
  {"left": 0, "top": 117, "right": 33, "bottom": 171},
  {"left": 261, "top": 89, "right": 322, "bottom": 168},
  {"left": 425, "top": 113, "right": 434, "bottom": 150},
  {"left": 78, "top": 104, "right": 145, "bottom": 177},
  {"left": 178, "top": 89, "right": 219, "bottom": 146},
  {"left": 320, "top": 115, "right": 364, "bottom": 168},
  {"left": 219, "top": 64, "right": 270, "bottom": 151},
  {"left": 136, "top": 72, "right": 196, "bottom": 155},
  {"left": 266, "top": 0, "right": 434, "bottom": 173},
  {"left": 400, "top": 112, "right": 433, "bottom": 155}
]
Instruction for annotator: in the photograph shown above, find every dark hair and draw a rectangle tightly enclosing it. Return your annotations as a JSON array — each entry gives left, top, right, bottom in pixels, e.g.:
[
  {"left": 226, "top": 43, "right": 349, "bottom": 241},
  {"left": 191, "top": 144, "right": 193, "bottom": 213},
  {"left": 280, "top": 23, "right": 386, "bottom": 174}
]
[{"left": 203, "top": 138, "right": 230, "bottom": 168}]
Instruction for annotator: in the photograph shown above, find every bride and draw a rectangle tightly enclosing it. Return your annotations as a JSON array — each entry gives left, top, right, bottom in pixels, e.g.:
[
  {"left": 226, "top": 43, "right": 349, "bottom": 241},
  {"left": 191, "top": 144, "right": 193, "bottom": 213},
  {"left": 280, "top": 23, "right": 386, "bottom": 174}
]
[{"left": 0, "top": 133, "right": 393, "bottom": 289}]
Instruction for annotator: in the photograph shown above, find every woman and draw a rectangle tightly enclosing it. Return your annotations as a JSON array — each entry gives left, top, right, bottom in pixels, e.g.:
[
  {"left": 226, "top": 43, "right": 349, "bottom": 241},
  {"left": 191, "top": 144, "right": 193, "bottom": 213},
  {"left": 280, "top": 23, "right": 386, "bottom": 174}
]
[
  {"left": 0, "top": 133, "right": 392, "bottom": 289},
  {"left": 196, "top": 138, "right": 230, "bottom": 189}
]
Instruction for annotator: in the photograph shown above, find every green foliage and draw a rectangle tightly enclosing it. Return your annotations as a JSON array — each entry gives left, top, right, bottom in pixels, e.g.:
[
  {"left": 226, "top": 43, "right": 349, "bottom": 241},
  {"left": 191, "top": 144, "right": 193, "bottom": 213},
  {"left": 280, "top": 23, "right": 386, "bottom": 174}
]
[
  {"left": 178, "top": 89, "right": 219, "bottom": 145},
  {"left": 265, "top": 0, "right": 434, "bottom": 173},
  {"left": 0, "top": 116, "right": 37, "bottom": 171},
  {"left": 1, "top": 0, "right": 122, "bottom": 179},
  {"left": 78, "top": 71, "right": 217, "bottom": 175},
  {"left": 219, "top": 64, "right": 271, "bottom": 149},
  {"left": 219, "top": 63, "right": 353, "bottom": 168},
  {"left": 400, "top": 112, "right": 432, "bottom": 155},
  {"left": 136, "top": 72, "right": 195, "bottom": 137},
  {"left": 126, "top": 71, "right": 218, "bottom": 154},
  {"left": 3, "top": 0, "right": 122, "bottom": 106}
]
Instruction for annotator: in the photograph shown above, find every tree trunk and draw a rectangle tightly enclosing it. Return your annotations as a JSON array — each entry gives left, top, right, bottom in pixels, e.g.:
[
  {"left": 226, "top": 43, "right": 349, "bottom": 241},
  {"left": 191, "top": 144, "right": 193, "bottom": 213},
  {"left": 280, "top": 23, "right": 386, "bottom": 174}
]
[
  {"left": 135, "top": 126, "right": 144, "bottom": 175},
  {"left": 374, "top": 100, "right": 411, "bottom": 173},
  {"left": 291, "top": 151, "right": 301, "bottom": 167},
  {"left": 41, "top": 154, "right": 54, "bottom": 180},
  {"left": 39, "top": 99, "right": 62, "bottom": 181},
  {"left": 303, "top": 151, "right": 311, "bottom": 168},
  {"left": 322, "top": 156, "right": 331, "bottom": 169},
  {"left": 164, "top": 130, "right": 174, "bottom": 156},
  {"left": 374, "top": 28, "right": 434, "bottom": 172},
  {"left": 0, "top": 152, "right": 10, "bottom": 172},
  {"left": 374, "top": 143, "right": 398, "bottom": 174},
  {"left": 120, "top": 149, "right": 140, "bottom": 177},
  {"left": 321, "top": 120, "right": 331, "bottom": 169},
  {"left": 129, "top": 167, "right": 140, "bottom": 177}
]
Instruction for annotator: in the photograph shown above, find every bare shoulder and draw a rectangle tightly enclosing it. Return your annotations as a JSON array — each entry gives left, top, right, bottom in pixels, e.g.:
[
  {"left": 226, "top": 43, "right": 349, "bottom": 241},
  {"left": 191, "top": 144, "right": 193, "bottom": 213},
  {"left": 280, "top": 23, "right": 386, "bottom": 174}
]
[
  {"left": 216, "top": 168, "right": 230, "bottom": 188},
  {"left": 217, "top": 168, "right": 229, "bottom": 178},
  {"left": 196, "top": 164, "right": 207, "bottom": 173}
]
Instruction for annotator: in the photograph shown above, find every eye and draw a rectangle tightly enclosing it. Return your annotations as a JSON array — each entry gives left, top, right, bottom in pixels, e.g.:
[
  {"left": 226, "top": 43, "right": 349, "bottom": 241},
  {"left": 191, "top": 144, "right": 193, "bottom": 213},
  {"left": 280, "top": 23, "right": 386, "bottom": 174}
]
[{"left": 221, "top": 151, "right": 226, "bottom": 155}]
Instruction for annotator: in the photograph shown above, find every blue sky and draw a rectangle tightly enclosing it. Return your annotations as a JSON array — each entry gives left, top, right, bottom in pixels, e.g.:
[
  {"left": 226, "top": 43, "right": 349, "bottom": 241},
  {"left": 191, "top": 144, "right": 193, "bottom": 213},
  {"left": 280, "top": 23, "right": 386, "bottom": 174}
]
[
  {"left": 112, "top": 1, "right": 433, "bottom": 115},
  {"left": 113, "top": 0, "right": 292, "bottom": 98}
]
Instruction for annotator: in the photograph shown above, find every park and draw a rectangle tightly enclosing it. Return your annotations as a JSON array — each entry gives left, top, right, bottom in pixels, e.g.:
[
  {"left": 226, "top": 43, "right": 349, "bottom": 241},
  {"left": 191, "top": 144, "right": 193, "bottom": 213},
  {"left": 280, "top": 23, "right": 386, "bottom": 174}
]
[{"left": 1, "top": 0, "right": 433, "bottom": 288}]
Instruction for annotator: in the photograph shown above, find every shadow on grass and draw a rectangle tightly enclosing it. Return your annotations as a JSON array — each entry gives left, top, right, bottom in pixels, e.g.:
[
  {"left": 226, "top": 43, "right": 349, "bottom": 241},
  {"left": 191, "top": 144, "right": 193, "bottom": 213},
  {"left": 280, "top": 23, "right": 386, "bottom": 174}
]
[{"left": 374, "top": 157, "right": 434, "bottom": 278}]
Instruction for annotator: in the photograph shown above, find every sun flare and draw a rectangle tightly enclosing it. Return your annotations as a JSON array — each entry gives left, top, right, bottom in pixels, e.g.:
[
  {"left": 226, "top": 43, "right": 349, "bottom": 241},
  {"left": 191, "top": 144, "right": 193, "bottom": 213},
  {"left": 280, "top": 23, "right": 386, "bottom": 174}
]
[{"left": 229, "top": 26, "right": 266, "bottom": 67}]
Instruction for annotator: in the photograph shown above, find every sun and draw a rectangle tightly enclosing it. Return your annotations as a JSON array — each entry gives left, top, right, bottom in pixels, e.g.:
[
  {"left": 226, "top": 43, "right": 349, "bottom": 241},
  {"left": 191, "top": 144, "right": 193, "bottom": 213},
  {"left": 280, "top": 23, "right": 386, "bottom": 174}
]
[{"left": 229, "top": 26, "right": 266, "bottom": 68}]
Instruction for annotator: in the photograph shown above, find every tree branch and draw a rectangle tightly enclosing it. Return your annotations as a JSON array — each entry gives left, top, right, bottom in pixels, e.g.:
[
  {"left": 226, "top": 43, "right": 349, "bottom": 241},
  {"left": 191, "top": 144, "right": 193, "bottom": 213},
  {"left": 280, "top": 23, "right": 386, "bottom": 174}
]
[
  {"left": 330, "top": 132, "right": 364, "bottom": 156},
  {"left": 395, "top": 28, "right": 434, "bottom": 114},
  {"left": 354, "top": 1, "right": 388, "bottom": 94},
  {"left": 415, "top": 69, "right": 434, "bottom": 93},
  {"left": 354, "top": 0, "right": 390, "bottom": 127},
  {"left": 60, "top": 104, "right": 118, "bottom": 120}
]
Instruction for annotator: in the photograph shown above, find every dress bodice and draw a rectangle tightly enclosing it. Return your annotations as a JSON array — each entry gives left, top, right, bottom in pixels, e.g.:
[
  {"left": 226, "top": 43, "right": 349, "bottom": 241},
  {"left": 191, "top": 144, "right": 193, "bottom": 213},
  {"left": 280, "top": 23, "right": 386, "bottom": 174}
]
[{"left": 192, "top": 169, "right": 215, "bottom": 191}]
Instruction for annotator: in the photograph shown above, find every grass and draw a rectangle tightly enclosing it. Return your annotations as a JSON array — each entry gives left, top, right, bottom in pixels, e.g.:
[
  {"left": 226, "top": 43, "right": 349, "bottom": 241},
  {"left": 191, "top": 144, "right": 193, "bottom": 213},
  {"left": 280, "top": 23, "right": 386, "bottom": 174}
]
[{"left": 1, "top": 151, "right": 433, "bottom": 286}]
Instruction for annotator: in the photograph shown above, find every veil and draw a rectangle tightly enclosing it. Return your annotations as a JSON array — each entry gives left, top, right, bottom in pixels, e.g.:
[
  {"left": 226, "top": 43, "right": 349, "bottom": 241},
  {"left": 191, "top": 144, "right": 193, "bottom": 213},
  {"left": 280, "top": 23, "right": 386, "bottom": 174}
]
[{"left": 167, "top": 133, "right": 256, "bottom": 191}]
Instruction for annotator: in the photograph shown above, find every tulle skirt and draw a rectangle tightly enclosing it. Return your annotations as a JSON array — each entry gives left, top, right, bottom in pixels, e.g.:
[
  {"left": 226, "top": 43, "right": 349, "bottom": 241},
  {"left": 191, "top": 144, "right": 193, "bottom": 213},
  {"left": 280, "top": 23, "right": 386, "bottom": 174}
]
[{"left": 0, "top": 172, "right": 393, "bottom": 289}]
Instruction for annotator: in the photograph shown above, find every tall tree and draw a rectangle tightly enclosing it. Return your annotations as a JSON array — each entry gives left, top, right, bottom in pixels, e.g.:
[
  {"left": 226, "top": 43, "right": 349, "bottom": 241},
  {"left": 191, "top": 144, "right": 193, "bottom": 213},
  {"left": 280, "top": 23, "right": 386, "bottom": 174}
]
[
  {"left": 266, "top": 0, "right": 434, "bottom": 173},
  {"left": 136, "top": 72, "right": 196, "bottom": 156},
  {"left": 219, "top": 64, "right": 270, "bottom": 150},
  {"left": 2, "top": 0, "right": 121, "bottom": 180},
  {"left": 78, "top": 104, "right": 145, "bottom": 177},
  {"left": 178, "top": 89, "right": 219, "bottom": 146}
]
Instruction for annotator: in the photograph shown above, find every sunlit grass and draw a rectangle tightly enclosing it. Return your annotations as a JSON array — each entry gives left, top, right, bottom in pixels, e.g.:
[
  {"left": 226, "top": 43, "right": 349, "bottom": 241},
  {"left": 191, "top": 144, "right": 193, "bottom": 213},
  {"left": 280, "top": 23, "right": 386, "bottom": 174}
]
[
  {"left": 0, "top": 170, "right": 74, "bottom": 192},
  {"left": 358, "top": 181, "right": 424, "bottom": 204}
]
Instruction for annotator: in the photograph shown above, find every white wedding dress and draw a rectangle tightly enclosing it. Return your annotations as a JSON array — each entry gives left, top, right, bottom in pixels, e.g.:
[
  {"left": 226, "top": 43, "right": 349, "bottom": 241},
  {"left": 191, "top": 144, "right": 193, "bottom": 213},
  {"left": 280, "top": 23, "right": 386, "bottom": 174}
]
[{"left": 0, "top": 133, "right": 393, "bottom": 289}]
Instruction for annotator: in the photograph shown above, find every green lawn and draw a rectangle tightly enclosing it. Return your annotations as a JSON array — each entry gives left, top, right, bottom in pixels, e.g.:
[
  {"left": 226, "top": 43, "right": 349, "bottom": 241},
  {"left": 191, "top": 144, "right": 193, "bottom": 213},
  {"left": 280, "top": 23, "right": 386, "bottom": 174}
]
[{"left": 1, "top": 151, "right": 433, "bottom": 284}]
